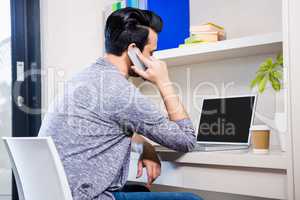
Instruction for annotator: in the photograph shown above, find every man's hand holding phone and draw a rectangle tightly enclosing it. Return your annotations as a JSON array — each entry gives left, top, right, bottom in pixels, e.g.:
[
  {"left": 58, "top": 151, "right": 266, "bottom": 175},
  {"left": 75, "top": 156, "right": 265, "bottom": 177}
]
[
  {"left": 130, "top": 48, "right": 170, "bottom": 87},
  {"left": 130, "top": 47, "right": 189, "bottom": 121}
]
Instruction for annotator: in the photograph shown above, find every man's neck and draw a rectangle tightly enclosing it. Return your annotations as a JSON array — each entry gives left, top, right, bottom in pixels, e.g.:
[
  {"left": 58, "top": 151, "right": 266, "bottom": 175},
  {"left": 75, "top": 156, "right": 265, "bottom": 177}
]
[{"left": 105, "top": 53, "right": 130, "bottom": 77}]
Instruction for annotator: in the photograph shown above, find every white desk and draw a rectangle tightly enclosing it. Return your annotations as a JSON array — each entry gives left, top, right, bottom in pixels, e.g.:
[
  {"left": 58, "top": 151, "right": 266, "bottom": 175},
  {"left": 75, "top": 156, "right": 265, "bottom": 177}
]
[{"left": 128, "top": 147, "right": 287, "bottom": 199}]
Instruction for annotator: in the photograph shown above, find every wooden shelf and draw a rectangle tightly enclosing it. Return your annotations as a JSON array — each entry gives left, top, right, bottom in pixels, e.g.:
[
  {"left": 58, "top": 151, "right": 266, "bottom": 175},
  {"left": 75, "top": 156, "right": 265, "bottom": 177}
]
[
  {"left": 154, "top": 32, "right": 282, "bottom": 67},
  {"left": 152, "top": 146, "right": 287, "bottom": 170}
]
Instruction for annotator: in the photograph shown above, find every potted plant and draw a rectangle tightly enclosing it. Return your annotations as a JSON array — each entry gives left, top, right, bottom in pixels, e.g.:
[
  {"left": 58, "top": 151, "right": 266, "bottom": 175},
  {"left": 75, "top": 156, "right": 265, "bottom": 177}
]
[
  {"left": 250, "top": 54, "right": 283, "bottom": 93},
  {"left": 250, "top": 53, "right": 287, "bottom": 151}
]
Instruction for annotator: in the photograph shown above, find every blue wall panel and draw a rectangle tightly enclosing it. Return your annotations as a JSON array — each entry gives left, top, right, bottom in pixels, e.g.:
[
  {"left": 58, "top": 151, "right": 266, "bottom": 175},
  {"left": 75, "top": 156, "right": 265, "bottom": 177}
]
[{"left": 148, "top": 0, "right": 190, "bottom": 50}]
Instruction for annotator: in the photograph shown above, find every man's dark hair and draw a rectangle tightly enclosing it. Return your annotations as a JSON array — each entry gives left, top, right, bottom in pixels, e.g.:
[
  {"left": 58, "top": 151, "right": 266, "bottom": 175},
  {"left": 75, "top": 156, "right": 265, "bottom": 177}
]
[{"left": 105, "top": 7, "right": 163, "bottom": 56}]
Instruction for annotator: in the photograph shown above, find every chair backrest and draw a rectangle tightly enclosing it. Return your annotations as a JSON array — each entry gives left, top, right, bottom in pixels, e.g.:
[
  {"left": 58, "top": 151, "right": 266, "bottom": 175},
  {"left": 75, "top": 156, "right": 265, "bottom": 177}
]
[{"left": 2, "top": 137, "right": 73, "bottom": 200}]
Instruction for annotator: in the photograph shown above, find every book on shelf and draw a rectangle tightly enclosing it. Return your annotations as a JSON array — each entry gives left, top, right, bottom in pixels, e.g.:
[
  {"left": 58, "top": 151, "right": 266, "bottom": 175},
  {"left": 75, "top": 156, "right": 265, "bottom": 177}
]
[
  {"left": 187, "top": 32, "right": 219, "bottom": 43},
  {"left": 112, "top": 1, "right": 123, "bottom": 11},
  {"left": 138, "top": 0, "right": 148, "bottom": 9},
  {"left": 126, "top": 0, "right": 148, "bottom": 9},
  {"left": 190, "top": 22, "right": 224, "bottom": 32},
  {"left": 104, "top": 0, "right": 148, "bottom": 22},
  {"left": 191, "top": 22, "right": 226, "bottom": 40},
  {"left": 110, "top": 0, "right": 149, "bottom": 13},
  {"left": 126, "top": 0, "right": 139, "bottom": 8},
  {"left": 179, "top": 42, "right": 209, "bottom": 48},
  {"left": 179, "top": 22, "right": 226, "bottom": 47}
]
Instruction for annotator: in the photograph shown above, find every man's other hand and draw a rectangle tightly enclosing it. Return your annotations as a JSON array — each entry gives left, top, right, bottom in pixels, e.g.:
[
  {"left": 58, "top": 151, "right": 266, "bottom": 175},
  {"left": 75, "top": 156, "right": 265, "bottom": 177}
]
[{"left": 136, "top": 142, "right": 161, "bottom": 189}]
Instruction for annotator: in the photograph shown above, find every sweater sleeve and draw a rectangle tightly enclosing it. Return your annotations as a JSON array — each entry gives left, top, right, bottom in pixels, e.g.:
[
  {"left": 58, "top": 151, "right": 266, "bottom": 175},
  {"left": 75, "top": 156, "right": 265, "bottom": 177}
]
[{"left": 109, "top": 82, "right": 196, "bottom": 153}]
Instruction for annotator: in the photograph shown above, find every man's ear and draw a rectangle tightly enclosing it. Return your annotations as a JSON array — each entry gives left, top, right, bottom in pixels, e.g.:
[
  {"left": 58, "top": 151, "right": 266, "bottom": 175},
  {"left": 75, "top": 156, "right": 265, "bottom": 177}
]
[
  {"left": 128, "top": 43, "right": 136, "bottom": 50},
  {"left": 126, "top": 43, "right": 136, "bottom": 66}
]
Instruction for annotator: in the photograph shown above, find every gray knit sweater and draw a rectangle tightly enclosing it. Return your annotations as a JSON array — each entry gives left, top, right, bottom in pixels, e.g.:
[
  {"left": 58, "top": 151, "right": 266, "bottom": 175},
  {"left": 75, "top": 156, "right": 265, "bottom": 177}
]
[{"left": 38, "top": 58, "right": 196, "bottom": 200}]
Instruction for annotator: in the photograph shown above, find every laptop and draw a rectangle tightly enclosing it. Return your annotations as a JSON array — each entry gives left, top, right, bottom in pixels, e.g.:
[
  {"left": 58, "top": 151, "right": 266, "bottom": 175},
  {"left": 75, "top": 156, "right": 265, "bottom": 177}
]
[{"left": 194, "top": 95, "right": 257, "bottom": 152}]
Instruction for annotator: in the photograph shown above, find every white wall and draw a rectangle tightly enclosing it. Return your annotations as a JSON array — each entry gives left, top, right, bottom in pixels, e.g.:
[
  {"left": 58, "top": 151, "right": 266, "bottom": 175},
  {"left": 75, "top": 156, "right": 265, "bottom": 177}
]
[
  {"left": 285, "top": 0, "right": 300, "bottom": 198},
  {"left": 0, "top": 196, "right": 11, "bottom": 200},
  {"left": 40, "top": 0, "right": 111, "bottom": 112},
  {"left": 0, "top": 0, "right": 12, "bottom": 196},
  {"left": 190, "top": 0, "right": 282, "bottom": 39},
  {"left": 0, "top": 170, "right": 10, "bottom": 197}
]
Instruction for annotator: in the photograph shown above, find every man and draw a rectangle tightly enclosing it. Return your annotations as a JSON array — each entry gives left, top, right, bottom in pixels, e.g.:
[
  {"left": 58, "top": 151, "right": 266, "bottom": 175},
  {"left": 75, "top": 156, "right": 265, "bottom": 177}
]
[{"left": 39, "top": 7, "right": 202, "bottom": 200}]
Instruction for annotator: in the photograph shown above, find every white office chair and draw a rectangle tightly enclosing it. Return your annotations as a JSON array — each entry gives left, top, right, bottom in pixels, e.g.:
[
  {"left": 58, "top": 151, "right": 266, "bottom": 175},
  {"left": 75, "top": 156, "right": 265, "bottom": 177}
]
[{"left": 2, "top": 137, "right": 73, "bottom": 200}]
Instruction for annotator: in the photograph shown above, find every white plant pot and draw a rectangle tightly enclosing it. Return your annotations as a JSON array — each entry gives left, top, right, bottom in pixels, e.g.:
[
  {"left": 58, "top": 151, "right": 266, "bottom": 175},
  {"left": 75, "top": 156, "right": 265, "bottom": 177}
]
[
  {"left": 275, "top": 112, "right": 287, "bottom": 152},
  {"left": 255, "top": 111, "right": 287, "bottom": 152},
  {"left": 252, "top": 86, "right": 287, "bottom": 152},
  {"left": 278, "top": 132, "right": 287, "bottom": 152}
]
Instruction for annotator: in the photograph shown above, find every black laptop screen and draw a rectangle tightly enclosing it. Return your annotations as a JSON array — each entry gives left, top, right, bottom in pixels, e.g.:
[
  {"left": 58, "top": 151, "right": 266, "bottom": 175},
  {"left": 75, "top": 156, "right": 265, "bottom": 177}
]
[{"left": 197, "top": 96, "right": 256, "bottom": 143}]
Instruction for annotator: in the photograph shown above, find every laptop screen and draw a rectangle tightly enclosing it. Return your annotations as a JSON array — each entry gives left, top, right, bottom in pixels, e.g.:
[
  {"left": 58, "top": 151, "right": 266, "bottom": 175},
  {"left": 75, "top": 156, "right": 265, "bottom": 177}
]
[{"left": 197, "top": 96, "right": 256, "bottom": 144}]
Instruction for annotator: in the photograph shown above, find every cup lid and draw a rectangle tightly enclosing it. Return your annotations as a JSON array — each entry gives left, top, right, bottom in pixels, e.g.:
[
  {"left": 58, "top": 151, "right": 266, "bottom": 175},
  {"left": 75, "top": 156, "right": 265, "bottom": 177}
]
[{"left": 250, "top": 125, "right": 270, "bottom": 131}]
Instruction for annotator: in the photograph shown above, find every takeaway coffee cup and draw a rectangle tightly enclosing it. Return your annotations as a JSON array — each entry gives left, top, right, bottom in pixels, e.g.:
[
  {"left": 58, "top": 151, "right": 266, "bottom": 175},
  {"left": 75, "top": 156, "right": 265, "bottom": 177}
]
[{"left": 251, "top": 125, "right": 270, "bottom": 154}]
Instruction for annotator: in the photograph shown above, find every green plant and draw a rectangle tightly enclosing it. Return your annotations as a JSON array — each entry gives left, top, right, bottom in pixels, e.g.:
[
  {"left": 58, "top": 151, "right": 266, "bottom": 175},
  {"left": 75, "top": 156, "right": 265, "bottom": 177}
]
[{"left": 250, "top": 53, "right": 283, "bottom": 93}]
